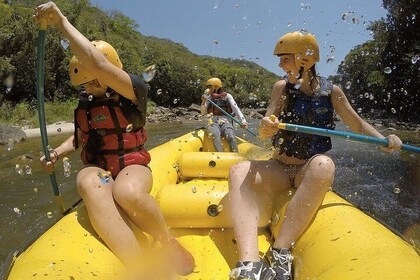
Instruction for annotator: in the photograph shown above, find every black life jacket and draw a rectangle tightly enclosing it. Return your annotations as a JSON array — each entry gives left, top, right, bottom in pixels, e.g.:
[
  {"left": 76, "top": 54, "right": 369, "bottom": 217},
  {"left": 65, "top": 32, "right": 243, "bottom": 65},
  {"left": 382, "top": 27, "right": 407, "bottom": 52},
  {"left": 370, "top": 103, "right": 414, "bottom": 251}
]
[{"left": 272, "top": 77, "right": 335, "bottom": 160}]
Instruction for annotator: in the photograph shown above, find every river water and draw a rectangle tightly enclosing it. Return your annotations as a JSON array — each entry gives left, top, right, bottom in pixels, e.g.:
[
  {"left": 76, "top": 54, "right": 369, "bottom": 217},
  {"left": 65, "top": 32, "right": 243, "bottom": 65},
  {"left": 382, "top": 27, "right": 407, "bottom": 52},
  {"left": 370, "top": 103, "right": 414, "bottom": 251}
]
[{"left": 0, "top": 120, "right": 419, "bottom": 276}]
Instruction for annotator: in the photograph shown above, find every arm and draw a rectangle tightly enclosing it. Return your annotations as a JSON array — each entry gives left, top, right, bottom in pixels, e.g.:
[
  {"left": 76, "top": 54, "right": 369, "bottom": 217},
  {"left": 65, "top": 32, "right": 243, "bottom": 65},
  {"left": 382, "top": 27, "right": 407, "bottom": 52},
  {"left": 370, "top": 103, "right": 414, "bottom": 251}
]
[
  {"left": 226, "top": 94, "right": 247, "bottom": 126},
  {"left": 40, "top": 133, "right": 78, "bottom": 173},
  {"left": 331, "top": 85, "right": 402, "bottom": 151},
  {"left": 258, "top": 80, "right": 286, "bottom": 139},
  {"left": 34, "top": 2, "right": 137, "bottom": 101},
  {"left": 200, "top": 89, "right": 210, "bottom": 115}
]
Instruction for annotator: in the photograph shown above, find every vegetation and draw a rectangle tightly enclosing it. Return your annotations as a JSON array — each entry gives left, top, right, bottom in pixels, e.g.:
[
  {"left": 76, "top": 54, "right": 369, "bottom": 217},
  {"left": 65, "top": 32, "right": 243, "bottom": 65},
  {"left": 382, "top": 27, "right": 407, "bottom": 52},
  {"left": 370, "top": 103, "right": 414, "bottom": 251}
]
[
  {"left": 1, "top": 0, "right": 418, "bottom": 127},
  {"left": 330, "top": 0, "right": 419, "bottom": 123},
  {"left": 0, "top": 0, "right": 278, "bottom": 127}
]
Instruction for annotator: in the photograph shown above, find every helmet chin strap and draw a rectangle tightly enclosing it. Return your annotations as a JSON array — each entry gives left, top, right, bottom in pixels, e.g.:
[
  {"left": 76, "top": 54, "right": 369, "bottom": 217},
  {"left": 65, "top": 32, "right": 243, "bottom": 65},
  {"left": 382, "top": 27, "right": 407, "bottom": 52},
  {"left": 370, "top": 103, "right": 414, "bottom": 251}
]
[{"left": 297, "top": 67, "right": 304, "bottom": 79}]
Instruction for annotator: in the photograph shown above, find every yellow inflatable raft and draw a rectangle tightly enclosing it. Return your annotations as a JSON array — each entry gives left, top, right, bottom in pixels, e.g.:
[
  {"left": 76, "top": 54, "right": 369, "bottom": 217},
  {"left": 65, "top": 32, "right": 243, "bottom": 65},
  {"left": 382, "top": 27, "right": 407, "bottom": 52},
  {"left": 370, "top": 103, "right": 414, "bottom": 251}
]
[{"left": 6, "top": 129, "right": 420, "bottom": 279}]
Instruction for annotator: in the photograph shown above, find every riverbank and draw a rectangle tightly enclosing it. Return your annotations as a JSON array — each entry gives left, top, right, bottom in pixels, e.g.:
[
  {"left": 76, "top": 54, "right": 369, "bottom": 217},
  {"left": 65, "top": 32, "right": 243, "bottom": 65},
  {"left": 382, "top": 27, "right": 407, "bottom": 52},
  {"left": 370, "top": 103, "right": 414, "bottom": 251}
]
[{"left": 1, "top": 105, "right": 419, "bottom": 141}]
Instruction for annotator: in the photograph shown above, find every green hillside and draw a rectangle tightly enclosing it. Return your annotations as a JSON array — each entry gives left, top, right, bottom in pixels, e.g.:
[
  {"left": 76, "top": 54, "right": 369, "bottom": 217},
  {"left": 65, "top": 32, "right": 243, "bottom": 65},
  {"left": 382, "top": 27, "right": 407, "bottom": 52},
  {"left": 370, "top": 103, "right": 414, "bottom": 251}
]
[{"left": 0, "top": 0, "right": 278, "bottom": 112}]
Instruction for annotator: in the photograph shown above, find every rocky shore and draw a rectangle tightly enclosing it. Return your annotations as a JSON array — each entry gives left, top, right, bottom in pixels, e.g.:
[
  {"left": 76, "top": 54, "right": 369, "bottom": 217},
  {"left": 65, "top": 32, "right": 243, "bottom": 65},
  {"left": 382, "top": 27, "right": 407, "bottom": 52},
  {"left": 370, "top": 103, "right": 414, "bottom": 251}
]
[{"left": 0, "top": 104, "right": 418, "bottom": 144}]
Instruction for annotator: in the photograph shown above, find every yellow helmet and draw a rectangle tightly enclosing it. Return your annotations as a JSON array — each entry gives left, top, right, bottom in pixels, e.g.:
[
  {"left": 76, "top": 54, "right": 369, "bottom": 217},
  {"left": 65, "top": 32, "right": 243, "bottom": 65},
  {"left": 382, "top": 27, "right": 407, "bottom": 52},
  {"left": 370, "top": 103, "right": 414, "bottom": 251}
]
[
  {"left": 206, "top": 77, "right": 222, "bottom": 89},
  {"left": 273, "top": 30, "right": 319, "bottom": 71},
  {"left": 69, "top": 40, "right": 123, "bottom": 86}
]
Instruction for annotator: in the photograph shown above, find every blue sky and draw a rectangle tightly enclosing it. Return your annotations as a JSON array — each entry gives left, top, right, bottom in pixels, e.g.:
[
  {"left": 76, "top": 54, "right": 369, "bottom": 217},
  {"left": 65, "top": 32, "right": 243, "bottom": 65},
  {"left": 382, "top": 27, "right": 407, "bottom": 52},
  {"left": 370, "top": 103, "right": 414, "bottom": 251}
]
[{"left": 91, "top": 0, "right": 387, "bottom": 77}]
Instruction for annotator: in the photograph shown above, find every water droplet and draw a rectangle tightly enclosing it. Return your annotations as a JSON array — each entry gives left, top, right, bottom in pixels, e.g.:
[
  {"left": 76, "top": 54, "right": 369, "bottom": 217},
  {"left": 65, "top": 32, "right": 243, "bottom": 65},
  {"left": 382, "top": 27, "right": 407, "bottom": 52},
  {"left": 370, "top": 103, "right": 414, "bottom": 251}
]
[
  {"left": 3, "top": 74, "right": 14, "bottom": 92},
  {"left": 294, "top": 80, "right": 302, "bottom": 89},
  {"left": 287, "top": 21, "right": 293, "bottom": 27},
  {"left": 14, "top": 207, "right": 22, "bottom": 215},
  {"left": 15, "top": 164, "right": 23, "bottom": 175},
  {"left": 98, "top": 170, "right": 111, "bottom": 184},
  {"left": 88, "top": 94, "right": 94, "bottom": 101},
  {"left": 105, "top": 91, "right": 111, "bottom": 98},
  {"left": 326, "top": 56, "right": 335, "bottom": 63},
  {"left": 47, "top": 211, "right": 53, "bottom": 218},
  {"left": 63, "top": 157, "right": 71, "bottom": 177},
  {"left": 142, "top": 64, "right": 156, "bottom": 82},
  {"left": 393, "top": 187, "right": 401, "bottom": 194},
  {"left": 25, "top": 165, "right": 32, "bottom": 175},
  {"left": 191, "top": 186, "right": 197, "bottom": 193},
  {"left": 391, "top": 108, "right": 396, "bottom": 114},
  {"left": 383, "top": 67, "right": 392, "bottom": 74},
  {"left": 411, "top": 54, "right": 419, "bottom": 64},
  {"left": 351, "top": 17, "right": 359, "bottom": 24},
  {"left": 345, "top": 81, "right": 352, "bottom": 90},
  {"left": 173, "top": 98, "right": 179, "bottom": 104},
  {"left": 60, "top": 39, "right": 69, "bottom": 49},
  {"left": 7, "top": 138, "right": 14, "bottom": 151},
  {"left": 125, "top": 123, "right": 133, "bottom": 133}
]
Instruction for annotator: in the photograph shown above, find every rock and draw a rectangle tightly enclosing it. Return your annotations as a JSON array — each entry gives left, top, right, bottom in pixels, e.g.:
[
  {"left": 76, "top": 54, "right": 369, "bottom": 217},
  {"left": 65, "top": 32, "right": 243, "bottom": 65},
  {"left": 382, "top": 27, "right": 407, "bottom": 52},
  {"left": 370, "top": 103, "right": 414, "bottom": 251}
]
[{"left": 0, "top": 124, "right": 26, "bottom": 145}]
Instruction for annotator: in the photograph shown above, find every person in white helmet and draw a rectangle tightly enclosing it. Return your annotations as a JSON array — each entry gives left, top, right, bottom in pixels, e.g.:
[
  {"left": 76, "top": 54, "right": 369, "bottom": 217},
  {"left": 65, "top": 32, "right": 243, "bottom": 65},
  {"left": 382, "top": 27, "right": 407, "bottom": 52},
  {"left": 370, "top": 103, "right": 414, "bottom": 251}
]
[{"left": 201, "top": 77, "right": 248, "bottom": 152}]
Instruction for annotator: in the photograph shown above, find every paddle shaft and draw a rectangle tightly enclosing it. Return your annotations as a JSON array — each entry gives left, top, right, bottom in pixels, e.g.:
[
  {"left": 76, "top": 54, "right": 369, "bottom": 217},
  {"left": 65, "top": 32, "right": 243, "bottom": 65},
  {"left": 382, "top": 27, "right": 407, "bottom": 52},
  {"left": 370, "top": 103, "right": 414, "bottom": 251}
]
[
  {"left": 277, "top": 123, "right": 420, "bottom": 153},
  {"left": 206, "top": 98, "right": 257, "bottom": 137},
  {"left": 36, "top": 20, "right": 65, "bottom": 213}
]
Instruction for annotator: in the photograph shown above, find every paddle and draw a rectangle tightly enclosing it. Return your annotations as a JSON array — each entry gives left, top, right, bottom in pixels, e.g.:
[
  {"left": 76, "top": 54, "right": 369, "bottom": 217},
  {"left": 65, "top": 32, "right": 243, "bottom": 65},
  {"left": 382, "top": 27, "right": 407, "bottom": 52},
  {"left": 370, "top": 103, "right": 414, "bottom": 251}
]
[
  {"left": 36, "top": 18, "right": 65, "bottom": 213},
  {"left": 269, "top": 115, "right": 420, "bottom": 153},
  {"left": 204, "top": 95, "right": 257, "bottom": 137}
]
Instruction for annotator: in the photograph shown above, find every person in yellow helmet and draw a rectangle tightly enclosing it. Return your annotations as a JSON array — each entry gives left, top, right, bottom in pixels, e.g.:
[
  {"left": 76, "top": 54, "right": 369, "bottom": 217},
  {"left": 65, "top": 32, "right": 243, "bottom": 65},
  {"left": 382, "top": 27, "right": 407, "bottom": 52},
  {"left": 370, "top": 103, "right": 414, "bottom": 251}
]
[
  {"left": 201, "top": 77, "right": 248, "bottom": 152},
  {"left": 35, "top": 2, "right": 194, "bottom": 277},
  {"left": 228, "top": 30, "right": 403, "bottom": 280}
]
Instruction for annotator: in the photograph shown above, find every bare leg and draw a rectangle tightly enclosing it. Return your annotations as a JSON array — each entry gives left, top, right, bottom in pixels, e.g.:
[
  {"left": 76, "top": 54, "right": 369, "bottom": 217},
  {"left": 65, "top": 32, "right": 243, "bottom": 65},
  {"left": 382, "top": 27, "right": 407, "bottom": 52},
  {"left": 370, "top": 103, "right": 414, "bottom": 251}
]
[
  {"left": 229, "top": 160, "right": 291, "bottom": 261},
  {"left": 273, "top": 155, "right": 335, "bottom": 249},
  {"left": 112, "top": 165, "right": 170, "bottom": 242},
  {"left": 76, "top": 166, "right": 141, "bottom": 263},
  {"left": 112, "top": 165, "right": 195, "bottom": 275}
]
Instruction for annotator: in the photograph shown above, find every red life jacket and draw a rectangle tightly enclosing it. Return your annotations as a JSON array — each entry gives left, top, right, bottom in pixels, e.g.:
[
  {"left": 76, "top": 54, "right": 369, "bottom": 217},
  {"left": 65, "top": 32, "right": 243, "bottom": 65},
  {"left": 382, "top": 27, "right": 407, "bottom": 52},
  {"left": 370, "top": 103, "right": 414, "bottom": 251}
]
[
  {"left": 207, "top": 92, "right": 233, "bottom": 115},
  {"left": 74, "top": 92, "right": 150, "bottom": 178}
]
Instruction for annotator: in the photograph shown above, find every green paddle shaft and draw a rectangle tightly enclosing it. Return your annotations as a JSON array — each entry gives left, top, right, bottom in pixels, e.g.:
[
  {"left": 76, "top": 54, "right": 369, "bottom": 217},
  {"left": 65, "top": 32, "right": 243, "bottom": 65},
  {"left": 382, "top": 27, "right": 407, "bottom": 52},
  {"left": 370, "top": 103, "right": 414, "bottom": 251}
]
[{"left": 36, "top": 19, "right": 65, "bottom": 213}]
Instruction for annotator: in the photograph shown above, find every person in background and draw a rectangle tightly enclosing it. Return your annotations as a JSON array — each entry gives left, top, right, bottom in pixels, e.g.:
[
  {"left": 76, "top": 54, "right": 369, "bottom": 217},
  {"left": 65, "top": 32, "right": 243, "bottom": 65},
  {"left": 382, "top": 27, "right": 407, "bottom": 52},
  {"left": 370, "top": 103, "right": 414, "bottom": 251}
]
[
  {"left": 201, "top": 77, "right": 248, "bottom": 152},
  {"left": 228, "top": 30, "right": 402, "bottom": 280},
  {"left": 35, "top": 1, "right": 194, "bottom": 276}
]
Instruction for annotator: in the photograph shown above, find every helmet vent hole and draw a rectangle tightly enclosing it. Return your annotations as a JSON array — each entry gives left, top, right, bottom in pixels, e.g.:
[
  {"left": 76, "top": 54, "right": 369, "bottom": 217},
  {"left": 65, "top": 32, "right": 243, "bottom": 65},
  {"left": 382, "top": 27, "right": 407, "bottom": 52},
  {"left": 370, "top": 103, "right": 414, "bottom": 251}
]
[{"left": 74, "top": 68, "right": 78, "bottom": 74}]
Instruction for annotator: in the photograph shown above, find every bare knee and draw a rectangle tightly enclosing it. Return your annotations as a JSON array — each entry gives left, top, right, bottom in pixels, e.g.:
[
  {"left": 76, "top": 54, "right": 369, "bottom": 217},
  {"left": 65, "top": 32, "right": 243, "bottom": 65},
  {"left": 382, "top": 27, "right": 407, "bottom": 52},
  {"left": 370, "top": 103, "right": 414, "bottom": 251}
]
[
  {"left": 113, "top": 181, "right": 150, "bottom": 209},
  {"left": 76, "top": 171, "right": 100, "bottom": 197},
  {"left": 306, "top": 155, "right": 335, "bottom": 184}
]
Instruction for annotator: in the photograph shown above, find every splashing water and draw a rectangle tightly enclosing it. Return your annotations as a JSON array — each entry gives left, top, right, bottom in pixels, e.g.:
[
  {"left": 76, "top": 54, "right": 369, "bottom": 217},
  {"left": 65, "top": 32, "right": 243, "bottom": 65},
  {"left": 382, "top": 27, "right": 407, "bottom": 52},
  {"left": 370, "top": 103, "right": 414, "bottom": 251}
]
[
  {"left": 142, "top": 64, "right": 157, "bottom": 82},
  {"left": 3, "top": 75, "right": 14, "bottom": 93},
  {"left": 345, "top": 81, "right": 352, "bottom": 90},
  {"left": 7, "top": 139, "right": 14, "bottom": 151},
  {"left": 63, "top": 157, "right": 71, "bottom": 178},
  {"left": 383, "top": 67, "right": 392, "bottom": 74},
  {"left": 60, "top": 39, "right": 69, "bottom": 49},
  {"left": 411, "top": 54, "right": 419, "bottom": 64},
  {"left": 126, "top": 123, "right": 133, "bottom": 133}
]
